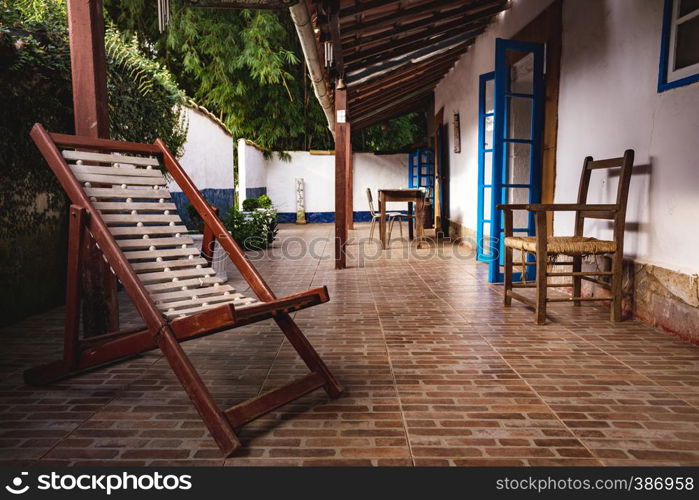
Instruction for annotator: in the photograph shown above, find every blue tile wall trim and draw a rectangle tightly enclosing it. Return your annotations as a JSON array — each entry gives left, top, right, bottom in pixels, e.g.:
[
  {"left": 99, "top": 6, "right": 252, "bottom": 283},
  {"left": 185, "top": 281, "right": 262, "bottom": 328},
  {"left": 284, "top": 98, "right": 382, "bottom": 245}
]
[
  {"left": 246, "top": 187, "right": 267, "bottom": 199},
  {"left": 277, "top": 211, "right": 407, "bottom": 224},
  {"left": 171, "top": 188, "right": 235, "bottom": 229}
]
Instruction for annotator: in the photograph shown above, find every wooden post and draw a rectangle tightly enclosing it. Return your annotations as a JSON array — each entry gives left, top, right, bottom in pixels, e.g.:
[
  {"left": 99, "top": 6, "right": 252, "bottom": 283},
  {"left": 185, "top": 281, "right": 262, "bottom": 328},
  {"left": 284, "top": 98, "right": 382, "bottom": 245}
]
[
  {"left": 346, "top": 144, "right": 353, "bottom": 230},
  {"left": 334, "top": 87, "right": 349, "bottom": 269},
  {"left": 67, "top": 0, "right": 119, "bottom": 335},
  {"left": 68, "top": 0, "right": 109, "bottom": 137}
]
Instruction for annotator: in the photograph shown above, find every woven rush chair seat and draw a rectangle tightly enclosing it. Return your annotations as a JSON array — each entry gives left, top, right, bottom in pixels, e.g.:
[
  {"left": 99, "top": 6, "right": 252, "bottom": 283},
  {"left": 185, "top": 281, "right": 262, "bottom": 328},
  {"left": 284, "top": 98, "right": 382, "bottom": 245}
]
[{"left": 504, "top": 236, "right": 616, "bottom": 255}]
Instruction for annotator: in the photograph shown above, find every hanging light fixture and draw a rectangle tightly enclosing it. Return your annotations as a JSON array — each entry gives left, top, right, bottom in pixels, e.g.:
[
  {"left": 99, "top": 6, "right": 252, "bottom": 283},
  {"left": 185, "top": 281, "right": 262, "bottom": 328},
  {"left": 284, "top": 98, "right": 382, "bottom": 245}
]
[{"left": 158, "top": 0, "right": 171, "bottom": 33}]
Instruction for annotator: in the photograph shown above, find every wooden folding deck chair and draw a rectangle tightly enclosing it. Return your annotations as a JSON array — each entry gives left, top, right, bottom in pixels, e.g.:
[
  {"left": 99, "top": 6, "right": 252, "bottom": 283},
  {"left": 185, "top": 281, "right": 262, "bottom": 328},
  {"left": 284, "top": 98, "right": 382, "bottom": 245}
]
[
  {"left": 497, "top": 150, "right": 634, "bottom": 324},
  {"left": 26, "top": 123, "right": 343, "bottom": 456}
]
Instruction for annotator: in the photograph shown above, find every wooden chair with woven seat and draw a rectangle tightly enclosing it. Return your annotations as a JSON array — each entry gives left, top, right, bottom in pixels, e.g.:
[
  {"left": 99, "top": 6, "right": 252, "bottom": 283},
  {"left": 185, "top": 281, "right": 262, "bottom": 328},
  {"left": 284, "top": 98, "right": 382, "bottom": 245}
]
[
  {"left": 26, "top": 123, "right": 344, "bottom": 456},
  {"left": 497, "top": 149, "right": 634, "bottom": 324}
]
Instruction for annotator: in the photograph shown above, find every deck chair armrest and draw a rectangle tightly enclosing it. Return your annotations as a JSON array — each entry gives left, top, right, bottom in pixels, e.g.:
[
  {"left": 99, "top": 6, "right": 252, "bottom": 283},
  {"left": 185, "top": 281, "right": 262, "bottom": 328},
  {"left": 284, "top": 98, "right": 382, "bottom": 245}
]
[
  {"left": 238, "top": 286, "right": 330, "bottom": 321},
  {"left": 169, "top": 286, "right": 329, "bottom": 340},
  {"left": 497, "top": 203, "right": 618, "bottom": 212}
]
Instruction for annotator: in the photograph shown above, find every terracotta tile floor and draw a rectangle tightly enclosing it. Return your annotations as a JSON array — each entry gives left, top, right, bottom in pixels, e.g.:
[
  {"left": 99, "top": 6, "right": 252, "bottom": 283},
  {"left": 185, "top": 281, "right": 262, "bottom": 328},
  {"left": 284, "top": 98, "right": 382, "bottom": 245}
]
[{"left": 1, "top": 222, "right": 699, "bottom": 466}]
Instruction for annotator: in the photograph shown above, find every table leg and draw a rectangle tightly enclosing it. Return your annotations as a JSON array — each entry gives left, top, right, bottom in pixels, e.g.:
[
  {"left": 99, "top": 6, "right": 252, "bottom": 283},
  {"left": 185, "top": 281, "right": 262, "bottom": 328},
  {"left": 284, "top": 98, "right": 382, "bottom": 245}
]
[
  {"left": 379, "top": 191, "right": 386, "bottom": 250},
  {"left": 408, "top": 202, "right": 414, "bottom": 240},
  {"left": 416, "top": 195, "right": 425, "bottom": 249}
]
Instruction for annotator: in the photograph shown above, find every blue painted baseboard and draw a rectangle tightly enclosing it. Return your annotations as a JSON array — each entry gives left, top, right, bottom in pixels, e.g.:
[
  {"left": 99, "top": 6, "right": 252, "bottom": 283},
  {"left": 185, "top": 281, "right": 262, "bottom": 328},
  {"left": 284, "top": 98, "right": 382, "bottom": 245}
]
[
  {"left": 277, "top": 211, "right": 407, "bottom": 224},
  {"left": 246, "top": 187, "right": 267, "bottom": 199},
  {"left": 171, "top": 188, "right": 235, "bottom": 229}
]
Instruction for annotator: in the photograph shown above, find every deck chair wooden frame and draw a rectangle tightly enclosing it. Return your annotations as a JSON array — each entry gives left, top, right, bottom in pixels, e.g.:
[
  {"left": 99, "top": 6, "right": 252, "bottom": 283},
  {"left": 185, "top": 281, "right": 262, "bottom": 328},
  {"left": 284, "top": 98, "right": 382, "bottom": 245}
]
[
  {"left": 497, "top": 150, "right": 634, "bottom": 324},
  {"left": 26, "top": 124, "right": 343, "bottom": 456}
]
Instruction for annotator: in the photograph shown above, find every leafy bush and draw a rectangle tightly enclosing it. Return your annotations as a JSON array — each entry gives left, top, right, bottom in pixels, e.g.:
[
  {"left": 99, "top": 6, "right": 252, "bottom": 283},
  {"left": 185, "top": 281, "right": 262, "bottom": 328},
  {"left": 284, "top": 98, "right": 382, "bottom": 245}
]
[
  {"left": 242, "top": 197, "right": 260, "bottom": 212},
  {"left": 257, "top": 194, "right": 273, "bottom": 208},
  {"left": 225, "top": 207, "right": 278, "bottom": 251},
  {"left": 0, "top": 0, "right": 187, "bottom": 324},
  {"left": 241, "top": 194, "right": 273, "bottom": 211}
]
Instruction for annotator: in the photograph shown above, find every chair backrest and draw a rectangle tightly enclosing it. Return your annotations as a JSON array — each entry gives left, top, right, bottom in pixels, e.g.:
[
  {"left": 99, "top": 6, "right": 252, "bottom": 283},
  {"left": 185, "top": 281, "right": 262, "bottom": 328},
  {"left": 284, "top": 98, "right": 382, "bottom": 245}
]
[
  {"left": 30, "top": 125, "right": 257, "bottom": 325},
  {"left": 366, "top": 188, "right": 376, "bottom": 216},
  {"left": 575, "top": 149, "right": 634, "bottom": 241}
]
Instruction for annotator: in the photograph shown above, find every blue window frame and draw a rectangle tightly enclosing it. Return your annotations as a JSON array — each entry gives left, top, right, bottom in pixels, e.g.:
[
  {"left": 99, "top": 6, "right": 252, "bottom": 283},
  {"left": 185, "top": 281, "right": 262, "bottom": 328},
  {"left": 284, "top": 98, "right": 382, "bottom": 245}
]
[
  {"left": 658, "top": 0, "right": 699, "bottom": 92},
  {"left": 408, "top": 148, "right": 435, "bottom": 206},
  {"left": 476, "top": 38, "right": 544, "bottom": 283}
]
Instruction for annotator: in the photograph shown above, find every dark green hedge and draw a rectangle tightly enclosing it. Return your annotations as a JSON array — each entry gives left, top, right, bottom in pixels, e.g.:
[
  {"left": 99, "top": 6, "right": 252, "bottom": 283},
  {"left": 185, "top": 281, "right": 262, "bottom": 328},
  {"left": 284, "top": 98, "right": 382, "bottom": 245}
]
[{"left": 0, "top": 1, "right": 187, "bottom": 325}]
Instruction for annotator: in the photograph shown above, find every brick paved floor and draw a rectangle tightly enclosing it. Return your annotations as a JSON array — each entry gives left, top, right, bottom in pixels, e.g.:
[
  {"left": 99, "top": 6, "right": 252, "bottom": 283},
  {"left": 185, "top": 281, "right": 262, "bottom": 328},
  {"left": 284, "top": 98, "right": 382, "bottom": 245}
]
[{"left": 1, "top": 223, "right": 699, "bottom": 466}]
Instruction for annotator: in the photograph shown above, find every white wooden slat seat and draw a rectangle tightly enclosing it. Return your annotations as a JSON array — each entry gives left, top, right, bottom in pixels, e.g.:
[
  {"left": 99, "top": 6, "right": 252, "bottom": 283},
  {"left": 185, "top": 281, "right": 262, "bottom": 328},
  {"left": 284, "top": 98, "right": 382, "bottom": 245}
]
[
  {"left": 85, "top": 187, "right": 172, "bottom": 199},
  {"left": 70, "top": 164, "right": 165, "bottom": 178},
  {"left": 102, "top": 214, "right": 182, "bottom": 224},
  {"left": 131, "top": 257, "right": 209, "bottom": 272},
  {"left": 95, "top": 202, "right": 178, "bottom": 212},
  {"left": 62, "top": 148, "right": 258, "bottom": 320},
  {"left": 74, "top": 172, "right": 167, "bottom": 186},
  {"left": 118, "top": 237, "right": 196, "bottom": 250},
  {"left": 151, "top": 284, "right": 238, "bottom": 302},
  {"left": 62, "top": 149, "right": 161, "bottom": 166},
  {"left": 123, "top": 247, "right": 200, "bottom": 260},
  {"left": 145, "top": 276, "right": 228, "bottom": 293}
]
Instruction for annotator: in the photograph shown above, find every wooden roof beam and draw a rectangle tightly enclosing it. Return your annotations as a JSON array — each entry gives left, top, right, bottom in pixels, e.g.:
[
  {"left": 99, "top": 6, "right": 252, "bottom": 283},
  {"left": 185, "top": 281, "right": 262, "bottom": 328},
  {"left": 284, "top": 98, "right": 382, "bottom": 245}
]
[
  {"left": 350, "top": 76, "right": 445, "bottom": 117},
  {"left": 349, "top": 59, "right": 460, "bottom": 104},
  {"left": 341, "top": 0, "right": 504, "bottom": 39},
  {"left": 349, "top": 52, "right": 463, "bottom": 96},
  {"left": 352, "top": 89, "right": 434, "bottom": 127},
  {"left": 339, "top": 0, "right": 401, "bottom": 19},
  {"left": 328, "top": 1, "right": 344, "bottom": 78},
  {"left": 347, "top": 42, "right": 468, "bottom": 87},
  {"left": 345, "top": 27, "right": 484, "bottom": 70},
  {"left": 342, "top": 1, "right": 506, "bottom": 56},
  {"left": 343, "top": 2, "right": 506, "bottom": 64},
  {"left": 341, "top": 0, "right": 476, "bottom": 36},
  {"left": 353, "top": 98, "right": 431, "bottom": 131}
]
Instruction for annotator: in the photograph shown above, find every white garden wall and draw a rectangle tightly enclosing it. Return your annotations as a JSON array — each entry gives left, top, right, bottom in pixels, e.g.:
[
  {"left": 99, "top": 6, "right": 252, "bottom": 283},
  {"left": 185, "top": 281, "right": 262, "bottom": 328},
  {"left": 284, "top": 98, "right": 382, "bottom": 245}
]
[
  {"left": 237, "top": 140, "right": 410, "bottom": 218},
  {"left": 434, "top": 0, "right": 699, "bottom": 274},
  {"left": 168, "top": 105, "right": 235, "bottom": 226},
  {"left": 168, "top": 106, "right": 234, "bottom": 193}
]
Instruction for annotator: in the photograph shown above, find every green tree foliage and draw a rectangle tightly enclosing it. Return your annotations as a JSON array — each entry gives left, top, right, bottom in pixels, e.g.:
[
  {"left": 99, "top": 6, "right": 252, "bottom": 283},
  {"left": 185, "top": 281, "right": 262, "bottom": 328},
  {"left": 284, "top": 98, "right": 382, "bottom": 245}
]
[
  {"left": 105, "top": 0, "right": 426, "bottom": 153},
  {"left": 352, "top": 112, "right": 427, "bottom": 153},
  {"left": 107, "top": 0, "right": 332, "bottom": 151},
  {"left": 0, "top": 0, "right": 187, "bottom": 324}
]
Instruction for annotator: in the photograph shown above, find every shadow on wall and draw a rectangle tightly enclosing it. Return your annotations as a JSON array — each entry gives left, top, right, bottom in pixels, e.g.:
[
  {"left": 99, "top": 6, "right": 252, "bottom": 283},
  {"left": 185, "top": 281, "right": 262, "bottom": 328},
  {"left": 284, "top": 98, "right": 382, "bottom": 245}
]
[
  {"left": 595, "top": 159, "right": 653, "bottom": 261},
  {"left": 561, "top": 0, "right": 609, "bottom": 78},
  {"left": 171, "top": 188, "right": 236, "bottom": 230}
]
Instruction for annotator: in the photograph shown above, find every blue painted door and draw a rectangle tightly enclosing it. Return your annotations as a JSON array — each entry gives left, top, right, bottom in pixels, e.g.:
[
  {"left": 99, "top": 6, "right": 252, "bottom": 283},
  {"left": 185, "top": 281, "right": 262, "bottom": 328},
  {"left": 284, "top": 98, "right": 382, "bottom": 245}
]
[
  {"left": 476, "top": 71, "right": 495, "bottom": 263},
  {"left": 480, "top": 38, "right": 545, "bottom": 283}
]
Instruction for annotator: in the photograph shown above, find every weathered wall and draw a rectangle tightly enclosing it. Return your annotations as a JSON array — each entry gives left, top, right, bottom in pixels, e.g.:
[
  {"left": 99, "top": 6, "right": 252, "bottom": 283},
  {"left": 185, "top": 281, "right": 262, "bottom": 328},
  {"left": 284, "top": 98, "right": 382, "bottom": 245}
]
[
  {"left": 169, "top": 106, "right": 235, "bottom": 225},
  {"left": 434, "top": 0, "right": 699, "bottom": 339},
  {"left": 237, "top": 140, "right": 409, "bottom": 222}
]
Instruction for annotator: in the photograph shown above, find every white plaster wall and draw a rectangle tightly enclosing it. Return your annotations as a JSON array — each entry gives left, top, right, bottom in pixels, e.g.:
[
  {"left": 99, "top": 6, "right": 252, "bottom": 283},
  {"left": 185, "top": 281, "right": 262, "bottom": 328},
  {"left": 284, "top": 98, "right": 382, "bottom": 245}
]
[
  {"left": 237, "top": 138, "right": 267, "bottom": 209},
  {"left": 555, "top": 0, "right": 699, "bottom": 275},
  {"left": 434, "top": 0, "right": 699, "bottom": 274},
  {"left": 353, "top": 153, "right": 410, "bottom": 212},
  {"left": 168, "top": 107, "right": 234, "bottom": 192},
  {"left": 237, "top": 142, "right": 409, "bottom": 213}
]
